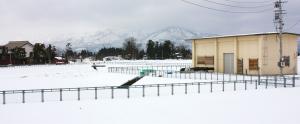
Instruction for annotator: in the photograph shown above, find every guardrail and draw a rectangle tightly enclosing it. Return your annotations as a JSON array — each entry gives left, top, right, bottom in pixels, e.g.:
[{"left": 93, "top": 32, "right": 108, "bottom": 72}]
[{"left": 0, "top": 76, "right": 297, "bottom": 105}]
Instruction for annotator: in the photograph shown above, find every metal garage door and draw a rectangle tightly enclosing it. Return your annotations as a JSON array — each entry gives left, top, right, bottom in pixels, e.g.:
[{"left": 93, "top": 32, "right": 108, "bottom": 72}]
[{"left": 224, "top": 53, "right": 234, "bottom": 74}]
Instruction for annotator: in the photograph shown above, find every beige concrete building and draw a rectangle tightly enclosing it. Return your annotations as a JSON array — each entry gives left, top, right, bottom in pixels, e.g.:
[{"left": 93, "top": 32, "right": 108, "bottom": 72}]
[{"left": 190, "top": 32, "right": 299, "bottom": 75}]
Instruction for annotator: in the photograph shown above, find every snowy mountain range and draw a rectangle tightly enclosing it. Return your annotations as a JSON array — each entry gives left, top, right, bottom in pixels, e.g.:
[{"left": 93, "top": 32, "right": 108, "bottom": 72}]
[{"left": 50, "top": 27, "right": 214, "bottom": 52}]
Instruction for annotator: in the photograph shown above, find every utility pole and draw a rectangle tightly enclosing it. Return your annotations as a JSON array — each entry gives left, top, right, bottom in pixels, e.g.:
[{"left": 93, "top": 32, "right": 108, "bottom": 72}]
[{"left": 274, "top": 0, "right": 286, "bottom": 75}]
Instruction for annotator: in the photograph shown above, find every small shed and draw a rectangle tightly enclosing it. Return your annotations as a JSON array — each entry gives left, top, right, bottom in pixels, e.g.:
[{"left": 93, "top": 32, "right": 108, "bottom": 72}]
[{"left": 189, "top": 32, "right": 299, "bottom": 75}]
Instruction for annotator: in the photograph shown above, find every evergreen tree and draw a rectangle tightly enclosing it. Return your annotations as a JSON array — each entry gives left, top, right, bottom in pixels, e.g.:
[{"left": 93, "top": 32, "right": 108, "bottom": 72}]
[
  {"left": 123, "top": 37, "right": 139, "bottom": 60},
  {"left": 11, "top": 47, "right": 26, "bottom": 64},
  {"left": 162, "top": 40, "right": 174, "bottom": 59},
  {"left": 32, "top": 43, "right": 47, "bottom": 64},
  {"left": 146, "top": 40, "right": 155, "bottom": 59}
]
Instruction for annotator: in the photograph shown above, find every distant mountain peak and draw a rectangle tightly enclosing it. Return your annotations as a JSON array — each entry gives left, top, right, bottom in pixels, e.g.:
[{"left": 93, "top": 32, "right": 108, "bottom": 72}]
[{"left": 50, "top": 27, "right": 212, "bottom": 51}]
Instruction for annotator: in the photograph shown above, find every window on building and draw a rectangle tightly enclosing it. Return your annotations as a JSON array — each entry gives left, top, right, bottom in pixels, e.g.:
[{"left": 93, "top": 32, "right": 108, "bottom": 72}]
[
  {"left": 283, "top": 56, "right": 290, "bottom": 66},
  {"left": 249, "top": 59, "right": 259, "bottom": 70},
  {"left": 0, "top": 49, "right": 2, "bottom": 54},
  {"left": 197, "top": 56, "right": 214, "bottom": 65}
]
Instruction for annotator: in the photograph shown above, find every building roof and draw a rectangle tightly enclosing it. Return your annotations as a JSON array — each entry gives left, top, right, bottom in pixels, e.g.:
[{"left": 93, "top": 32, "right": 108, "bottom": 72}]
[
  {"left": 5, "top": 41, "right": 33, "bottom": 50},
  {"left": 186, "top": 32, "right": 300, "bottom": 41}
]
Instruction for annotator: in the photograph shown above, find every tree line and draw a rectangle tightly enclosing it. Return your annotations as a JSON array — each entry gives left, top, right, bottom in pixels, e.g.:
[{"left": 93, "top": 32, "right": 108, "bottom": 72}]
[{"left": 1, "top": 37, "right": 191, "bottom": 65}]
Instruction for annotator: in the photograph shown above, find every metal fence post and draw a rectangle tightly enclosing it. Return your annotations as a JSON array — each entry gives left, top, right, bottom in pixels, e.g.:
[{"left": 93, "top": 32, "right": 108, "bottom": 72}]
[
  {"left": 157, "top": 84, "right": 160, "bottom": 96},
  {"left": 200, "top": 71, "right": 201, "bottom": 79},
  {"left": 245, "top": 81, "right": 247, "bottom": 90},
  {"left": 222, "top": 80, "right": 225, "bottom": 92},
  {"left": 284, "top": 76, "right": 286, "bottom": 88},
  {"left": 171, "top": 84, "right": 174, "bottom": 95},
  {"left": 222, "top": 73, "right": 224, "bottom": 82},
  {"left": 275, "top": 76, "right": 277, "bottom": 88},
  {"left": 95, "top": 87, "right": 98, "bottom": 100},
  {"left": 127, "top": 87, "right": 130, "bottom": 99},
  {"left": 234, "top": 81, "right": 236, "bottom": 91},
  {"left": 292, "top": 75, "right": 296, "bottom": 87},
  {"left": 3, "top": 91, "right": 6, "bottom": 104},
  {"left": 41, "top": 89, "right": 44, "bottom": 103},
  {"left": 60, "top": 89, "right": 63, "bottom": 101},
  {"left": 111, "top": 87, "right": 114, "bottom": 99},
  {"left": 142, "top": 85, "right": 145, "bottom": 97},
  {"left": 77, "top": 88, "right": 80, "bottom": 101},
  {"left": 210, "top": 82, "right": 213, "bottom": 93},
  {"left": 266, "top": 76, "right": 268, "bottom": 89},
  {"left": 258, "top": 75, "right": 261, "bottom": 85},
  {"left": 197, "top": 82, "right": 200, "bottom": 93},
  {"left": 185, "top": 83, "right": 187, "bottom": 94},
  {"left": 255, "top": 80, "right": 258, "bottom": 89},
  {"left": 22, "top": 90, "right": 25, "bottom": 103}
]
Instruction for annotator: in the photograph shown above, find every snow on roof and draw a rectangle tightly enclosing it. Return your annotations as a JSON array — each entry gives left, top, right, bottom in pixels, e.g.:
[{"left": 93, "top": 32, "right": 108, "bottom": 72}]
[
  {"left": 54, "top": 57, "right": 64, "bottom": 60},
  {"left": 5, "top": 41, "right": 33, "bottom": 49},
  {"left": 186, "top": 32, "right": 300, "bottom": 41}
]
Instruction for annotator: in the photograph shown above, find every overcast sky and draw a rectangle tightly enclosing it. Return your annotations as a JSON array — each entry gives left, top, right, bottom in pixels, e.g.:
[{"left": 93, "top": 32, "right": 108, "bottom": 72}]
[{"left": 0, "top": 0, "right": 299, "bottom": 44}]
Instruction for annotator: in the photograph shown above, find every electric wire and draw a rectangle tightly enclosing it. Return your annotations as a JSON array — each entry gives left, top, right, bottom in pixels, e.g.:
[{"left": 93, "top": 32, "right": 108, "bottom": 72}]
[
  {"left": 200, "top": 0, "right": 273, "bottom": 8},
  {"left": 182, "top": 0, "right": 273, "bottom": 13},
  {"left": 223, "top": 0, "right": 275, "bottom": 4}
]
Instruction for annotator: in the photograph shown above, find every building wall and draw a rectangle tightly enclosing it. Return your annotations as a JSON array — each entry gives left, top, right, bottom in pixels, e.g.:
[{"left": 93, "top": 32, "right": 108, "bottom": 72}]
[
  {"left": 236, "top": 36, "right": 260, "bottom": 75},
  {"left": 259, "top": 34, "right": 298, "bottom": 75},
  {"left": 192, "top": 33, "right": 298, "bottom": 75}
]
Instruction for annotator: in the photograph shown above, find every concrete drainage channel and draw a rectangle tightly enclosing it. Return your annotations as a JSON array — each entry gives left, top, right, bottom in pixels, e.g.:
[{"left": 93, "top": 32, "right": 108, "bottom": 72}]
[{"left": 118, "top": 76, "right": 144, "bottom": 88}]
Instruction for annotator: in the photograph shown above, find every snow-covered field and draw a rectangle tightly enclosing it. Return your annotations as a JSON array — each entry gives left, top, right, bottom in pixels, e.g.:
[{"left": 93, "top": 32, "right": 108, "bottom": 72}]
[
  {"left": 1, "top": 88, "right": 300, "bottom": 124},
  {"left": 0, "top": 59, "right": 300, "bottom": 124}
]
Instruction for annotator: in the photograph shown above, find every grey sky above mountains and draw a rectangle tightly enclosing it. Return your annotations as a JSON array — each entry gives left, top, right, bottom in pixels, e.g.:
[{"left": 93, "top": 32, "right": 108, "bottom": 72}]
[{"left": 0, "top": 0, "right": 299, "bottom": 44}]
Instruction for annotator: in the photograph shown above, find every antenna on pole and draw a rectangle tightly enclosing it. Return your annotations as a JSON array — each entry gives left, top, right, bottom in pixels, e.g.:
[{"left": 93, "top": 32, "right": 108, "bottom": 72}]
[{"left": 274, "top": 0, "right": 286, "bottom": 75}]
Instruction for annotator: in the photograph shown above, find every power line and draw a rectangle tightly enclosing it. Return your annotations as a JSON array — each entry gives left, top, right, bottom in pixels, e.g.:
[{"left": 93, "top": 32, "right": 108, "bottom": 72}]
[
  {"left": 285, "top": 19, "right": 300, "bottom": 31},
  {"left": 181, "top": 0, "right": 273, "bottom": 13},
  {"left": 200, "top": 0, "right": 273, "bottom": 9},
  {"left": 223, "top": 0, "right": 275, "bottom": 4}
]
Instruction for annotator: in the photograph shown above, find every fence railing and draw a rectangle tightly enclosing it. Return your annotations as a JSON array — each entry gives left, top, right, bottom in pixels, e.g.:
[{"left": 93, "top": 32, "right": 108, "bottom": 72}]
[
  {"left": 0, "top": 76, "right": 297, "bottom": 105},
  {"left": 107, "top": 66, "right": 298, "bottom": 83}
]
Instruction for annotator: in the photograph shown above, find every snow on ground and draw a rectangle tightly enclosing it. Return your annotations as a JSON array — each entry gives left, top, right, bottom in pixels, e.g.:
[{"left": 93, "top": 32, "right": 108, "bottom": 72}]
[
  {"left": 0, "top": 64, "right": 137, "bottom": 90},
  {"left": 0, "top": 58, "right": 300, "bottom": 124},
  {"left": 0, "top": 87, "right": 300, "bottom": 124}
]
